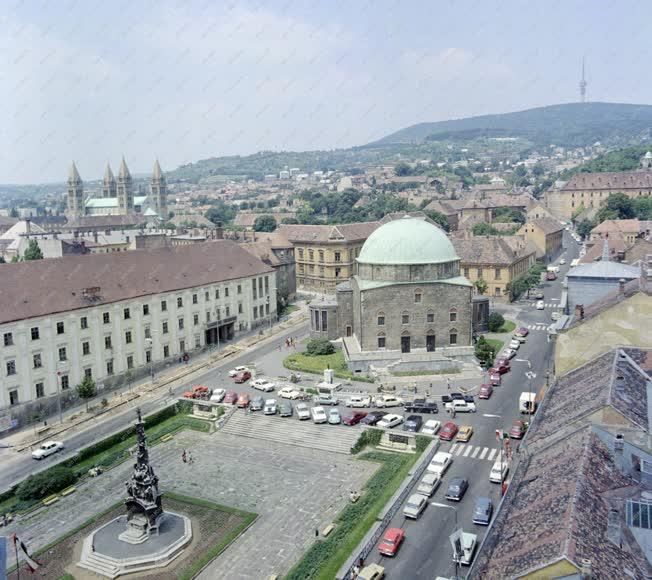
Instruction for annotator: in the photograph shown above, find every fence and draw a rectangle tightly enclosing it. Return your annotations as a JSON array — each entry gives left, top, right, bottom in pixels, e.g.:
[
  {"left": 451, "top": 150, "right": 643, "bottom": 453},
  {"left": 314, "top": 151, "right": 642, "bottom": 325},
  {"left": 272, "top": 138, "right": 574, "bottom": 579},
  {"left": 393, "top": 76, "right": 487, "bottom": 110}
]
[{"left": 337, "top": 440, "right": 439, "bottom": 580}]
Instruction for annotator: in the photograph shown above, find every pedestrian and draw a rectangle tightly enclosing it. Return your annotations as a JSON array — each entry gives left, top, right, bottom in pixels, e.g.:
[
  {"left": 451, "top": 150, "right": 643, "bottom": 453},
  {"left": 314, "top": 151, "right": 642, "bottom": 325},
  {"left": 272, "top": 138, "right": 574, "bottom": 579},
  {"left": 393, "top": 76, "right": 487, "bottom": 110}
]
[
  {"left": 187, "top": 450, "right": 193, "bottom": 464},
  {"left": 446, "top": 378, "right": 451, "bottom": 391},
  {"left": 181, "top": 450, "right": 187, "bottom": 463},
  {"left": 452, "top": 408, "right": 456, "bottom": 419},
  {"left": 315, "top": 528, "right": 319, "bottom": 538}
]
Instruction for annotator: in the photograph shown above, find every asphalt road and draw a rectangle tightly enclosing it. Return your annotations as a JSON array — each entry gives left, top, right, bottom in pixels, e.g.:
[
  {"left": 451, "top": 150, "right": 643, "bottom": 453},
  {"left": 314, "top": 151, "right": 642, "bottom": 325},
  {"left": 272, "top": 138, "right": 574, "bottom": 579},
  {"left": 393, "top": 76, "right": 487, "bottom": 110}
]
[{"left": 379, "top": 230, "right": 580, "bottom": 579}]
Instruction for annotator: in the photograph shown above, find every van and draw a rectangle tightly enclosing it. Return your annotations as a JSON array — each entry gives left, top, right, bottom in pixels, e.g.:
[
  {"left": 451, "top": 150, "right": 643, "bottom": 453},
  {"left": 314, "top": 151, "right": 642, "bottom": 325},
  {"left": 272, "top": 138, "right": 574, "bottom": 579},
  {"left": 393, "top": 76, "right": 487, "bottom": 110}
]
[{"left": 519, "top": 392, "right": 537, "bottom": 414}]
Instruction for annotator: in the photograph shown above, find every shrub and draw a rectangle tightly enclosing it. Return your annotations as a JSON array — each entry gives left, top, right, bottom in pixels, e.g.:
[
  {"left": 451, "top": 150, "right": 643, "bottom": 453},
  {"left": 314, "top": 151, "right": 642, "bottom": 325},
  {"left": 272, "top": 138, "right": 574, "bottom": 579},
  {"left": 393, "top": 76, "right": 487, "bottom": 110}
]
[
  {"left": 305, "top": 338, "right": 335, "bottom": 356},
  {"left": 475, "top": 336, "right": 496, "bottom": 368},
  {"left": 351, "top": 428, "right": 382, "bottom": 454},
  {"left": 487, "top": 312, "right": 505, "bottom": 332},
  {"left": 17, "top": 466, "right": 76, "bottom": 500}
]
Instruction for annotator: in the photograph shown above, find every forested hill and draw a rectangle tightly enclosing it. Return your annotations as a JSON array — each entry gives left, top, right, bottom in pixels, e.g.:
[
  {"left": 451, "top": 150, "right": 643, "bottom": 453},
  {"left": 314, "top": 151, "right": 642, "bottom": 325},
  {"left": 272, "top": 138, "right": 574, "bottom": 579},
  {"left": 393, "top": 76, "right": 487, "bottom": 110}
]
[{"left": 375, "top": 102, "right": 652, "bottom": 147}]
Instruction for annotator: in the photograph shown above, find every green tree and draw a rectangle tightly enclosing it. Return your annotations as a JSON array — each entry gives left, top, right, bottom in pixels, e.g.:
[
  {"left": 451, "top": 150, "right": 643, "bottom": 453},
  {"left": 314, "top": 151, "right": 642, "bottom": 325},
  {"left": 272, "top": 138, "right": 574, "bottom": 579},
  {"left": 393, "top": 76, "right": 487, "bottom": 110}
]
[
  {"left": 424, "top": 210, "right": 450, "bottom": 231},
  {"left": 23, "top": 239, "right": 43, "bottom": 260},
  {"left": 10, "top": 255, "right": 19, "bottom": 263},
  {"left": 487, "top": 312, "right": 505, "bottom": 332},
  {"left": 514, "top": 165, "right": 528, "bottom": 177},
  {"left": 595, "top": 192, "right": 635, "bottom": 222},
  {"left": 531, "top": 164, "right": 545, "bottom": 177},
  {"left": 276, "top": 283, "right": 289, "bottom": 315},
  {"left": 474, "top": 278, "right": 488, "bottom": 295},
  {"left": 75, "top": 374, "right": 97, "bottom": 411},
  {"left": 0, "top": 256, "right": 5, "bottom": 264},
  {"left": 253, "top": 215, "right": 277, "bottom": 232},
  {"left": 474, "top": 336, "right": 495, "bottom": 368},
  {"left": 394, "top": 163, "right": 412, "bottom": 176},
  {"left": 305, "top": 338, "right": 335, "bottom": 356},
  {"left": 576, "top": 219, "right": 595, "bottom": 239}
]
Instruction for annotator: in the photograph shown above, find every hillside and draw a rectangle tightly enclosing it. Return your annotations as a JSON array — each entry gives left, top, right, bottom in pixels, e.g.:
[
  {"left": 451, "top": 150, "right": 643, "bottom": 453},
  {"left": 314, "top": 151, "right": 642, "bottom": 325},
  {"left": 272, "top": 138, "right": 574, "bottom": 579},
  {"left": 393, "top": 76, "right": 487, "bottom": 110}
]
[{"left": 376, "top": 102, "right": 652, "bottom": 147}]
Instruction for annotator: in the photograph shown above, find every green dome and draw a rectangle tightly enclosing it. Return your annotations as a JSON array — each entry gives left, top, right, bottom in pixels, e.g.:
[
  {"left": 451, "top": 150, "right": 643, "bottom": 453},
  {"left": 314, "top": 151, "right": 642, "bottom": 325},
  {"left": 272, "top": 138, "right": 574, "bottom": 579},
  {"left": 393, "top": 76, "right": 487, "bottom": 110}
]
[{"left": 357, "top": 216, "right": 458, "bottom": 265}]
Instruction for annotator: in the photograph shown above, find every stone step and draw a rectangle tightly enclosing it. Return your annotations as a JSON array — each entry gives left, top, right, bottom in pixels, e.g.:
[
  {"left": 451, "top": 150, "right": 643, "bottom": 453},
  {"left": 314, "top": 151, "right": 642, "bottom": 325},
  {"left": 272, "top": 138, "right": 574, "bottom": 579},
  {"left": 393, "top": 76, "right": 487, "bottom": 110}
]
[
  {"left": 221, "top": 409, "right": 361, "bottom": 454},
  {"left": 78, "top": 554, "right": 120, "bottom": 577}
]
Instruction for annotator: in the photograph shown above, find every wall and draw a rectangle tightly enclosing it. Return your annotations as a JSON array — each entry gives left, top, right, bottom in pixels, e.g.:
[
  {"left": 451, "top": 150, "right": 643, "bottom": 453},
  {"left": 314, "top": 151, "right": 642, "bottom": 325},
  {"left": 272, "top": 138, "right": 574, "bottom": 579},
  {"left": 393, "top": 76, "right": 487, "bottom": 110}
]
[
  {"left": 295, "top": 241, "right": 363, "bottom": 293},
  {"left": 336, "top": 286, "right": 354, "bottom": 338},
  {"left": 567, "top": 276, "right": 637, "bottom": 315},
  {"left": 357, "top": 260, "right": 460, "bottom": 283},
  {"left": 309, "top": 303, "right": 339, "bottom": 340}
]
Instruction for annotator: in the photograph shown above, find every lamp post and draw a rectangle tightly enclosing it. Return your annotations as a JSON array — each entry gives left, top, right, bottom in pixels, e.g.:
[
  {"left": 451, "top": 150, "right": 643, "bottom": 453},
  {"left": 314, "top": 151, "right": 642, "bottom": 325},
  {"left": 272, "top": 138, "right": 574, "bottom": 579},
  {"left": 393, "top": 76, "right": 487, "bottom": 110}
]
[{"left": 431, "top": 502, "right": 459, "bottom": 580}]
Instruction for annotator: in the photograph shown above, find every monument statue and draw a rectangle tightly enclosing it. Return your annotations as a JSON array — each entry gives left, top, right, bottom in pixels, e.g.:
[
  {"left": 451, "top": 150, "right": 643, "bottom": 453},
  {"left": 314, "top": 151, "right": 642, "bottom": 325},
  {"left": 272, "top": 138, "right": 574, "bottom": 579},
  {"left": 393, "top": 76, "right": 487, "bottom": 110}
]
[{"left": 119, "top": 408, "right": 163, "bottom": 544}]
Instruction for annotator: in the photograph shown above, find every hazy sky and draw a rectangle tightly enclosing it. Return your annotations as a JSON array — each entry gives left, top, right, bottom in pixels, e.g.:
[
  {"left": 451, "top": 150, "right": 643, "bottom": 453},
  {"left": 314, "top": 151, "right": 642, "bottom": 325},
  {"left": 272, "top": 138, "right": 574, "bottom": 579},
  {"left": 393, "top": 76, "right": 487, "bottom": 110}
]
[{"left": 2, "top": 0, "right": 652, "bottom": 183}]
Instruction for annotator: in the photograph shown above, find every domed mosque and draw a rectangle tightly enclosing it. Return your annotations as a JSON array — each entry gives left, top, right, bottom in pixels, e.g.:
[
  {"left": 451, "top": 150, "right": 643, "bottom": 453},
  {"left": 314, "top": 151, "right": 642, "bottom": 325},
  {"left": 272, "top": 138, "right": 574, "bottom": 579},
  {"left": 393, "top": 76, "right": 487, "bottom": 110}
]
[{"left": 311, "top": 215, "right": 485, "bottom": 373}]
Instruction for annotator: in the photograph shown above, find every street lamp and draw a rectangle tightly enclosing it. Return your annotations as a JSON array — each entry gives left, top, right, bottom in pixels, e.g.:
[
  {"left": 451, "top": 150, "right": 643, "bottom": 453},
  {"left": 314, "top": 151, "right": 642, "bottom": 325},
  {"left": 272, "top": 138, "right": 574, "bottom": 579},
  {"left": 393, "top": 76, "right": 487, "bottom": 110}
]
[{"left": 431, "top": 502, "right": 460, "bottom": 580}]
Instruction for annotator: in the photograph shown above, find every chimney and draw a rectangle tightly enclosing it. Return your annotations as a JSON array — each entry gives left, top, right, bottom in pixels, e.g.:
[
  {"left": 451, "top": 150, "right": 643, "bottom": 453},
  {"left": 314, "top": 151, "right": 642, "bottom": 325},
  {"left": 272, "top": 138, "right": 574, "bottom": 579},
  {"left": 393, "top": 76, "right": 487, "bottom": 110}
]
[
  {"left": 579, "top": 558, "right": 592, "bottom": 579},
  {"left": 93, "top": 230, "right": 98, "bottom": 243},
  {"left": 574, "top": 304, "right": 584, "bottom": 320},
  {"left": 619, "top": 278, "right": 626, "bottom": 295},
  {"left": 25, "top": 218, "right": 31, "bottom": 235}
]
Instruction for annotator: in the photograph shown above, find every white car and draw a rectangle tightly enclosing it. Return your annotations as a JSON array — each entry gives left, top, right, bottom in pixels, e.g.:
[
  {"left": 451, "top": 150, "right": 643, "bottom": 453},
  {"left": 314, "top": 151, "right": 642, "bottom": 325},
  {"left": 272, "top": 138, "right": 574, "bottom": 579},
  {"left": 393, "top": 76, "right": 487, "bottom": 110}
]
[
  {"left": 251, "top": 378, "right": 276, "bottom": 392},
  {"left": 32, "top": 440, "right": 64, "bottom": 460},
  {"left": 508, "top": 340, "right": 520, "bottom": 350},
  {"left": 403, "top": 493, "right": 428, "bottom": 519},
  {"left": 444, "top": 400, "right": 477, "bottom": 413},
  {"left": 536, "top": 300, "right": 544, "bottom": 310},
  {"left": 427, "top": 451, "right": 452, "bottom": 476},
  {"left": 328, "top": 408, "right": 341, "bottom": 425},
  {"left": 417, "top": 472, "right": 441, "bottom": 496},
  {"left": 210, "top": 388, "right": 226, "bottom": 402},
  {"left": 501, "top": 348, "right": 516, "bottom": 360},
  {"left": 311, "top": 406, "right": 327, "bottom": 424},
  {"left": 345, "top": 395, "right": 372, "bottom": 408},
  {"left": 296, "top": 402, "right": 311, "bottom": 420},
  {"left": 560, "top": 258, "right": 566, "bottom": 265},
  {"left": 377, "top": 413, "right": 404, "bottom": 429},
  {"left": 263, "top": 399, "right": 277, "bottom": 415},
  {"left": 421, "top": 419, "right": 441, "bottom": 436},
  {"left": 373, "top": 395, "right": 404, "bottom": 408},
  {"left": 228, "top": 365, "right": 249, "bottom": 377},
  {"left": 278, "top": 386, "right": 301, "bottom": 399},
  {"left": 489, "top": 457, "right": 509, "bottom": 483},
  {"left": 551, "top": 311, "right": 561, "bottom": 321}
]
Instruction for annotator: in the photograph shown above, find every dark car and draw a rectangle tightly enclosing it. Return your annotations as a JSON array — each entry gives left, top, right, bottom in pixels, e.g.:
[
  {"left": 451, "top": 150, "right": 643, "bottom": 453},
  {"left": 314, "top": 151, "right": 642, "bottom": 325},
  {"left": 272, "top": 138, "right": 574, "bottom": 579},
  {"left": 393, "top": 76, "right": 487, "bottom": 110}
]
[
  {"left": 250, "top": 395, "right": 265, "bottom": 411},
  {"left": 442, "top": 393, "right": 474, "bottom": 404},
  {"left": 472, "top": 497, "right": 493, "bottom": 525},
  {"left": 279, "top": 401, "right": 293, "bottom": 417},
  {"left": 343, "top": 411, "right": 368, "bottom": 426},
  {"left": 224, "top": 390, "right": 238, "bottom": 404},
  {"left": 445, "top": 477, "right": 469, "bottom": 501},
  {"left": 234, "top": 370, "right": 252, "bottom": 383},
  {"left": 404, "top": 398, "right": 439, "bottom": 414},
  {"left": 403, "top": 415, "right": 423, "bottom": 433},
  {"left": 361, "top": 411, "right": 387, "bottom": 426}
]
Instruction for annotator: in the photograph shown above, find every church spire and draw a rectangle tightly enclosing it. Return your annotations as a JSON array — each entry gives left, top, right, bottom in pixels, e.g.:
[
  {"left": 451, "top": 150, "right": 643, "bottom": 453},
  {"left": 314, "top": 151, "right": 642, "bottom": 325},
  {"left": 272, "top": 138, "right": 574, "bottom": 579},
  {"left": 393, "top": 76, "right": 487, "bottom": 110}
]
[
  {"left": 102, "top": 162, "right": 117, "bottom": 198},
  {"left": 118, "top": 156, "right": 131, "bottom": 180},
  {"left": 68, "top": 161, "right": 81, "bottom": 183},
  {"left": 103, "top": 162, "right": 115, "bottom": 183},
  {"left": 152, "top": 159, "right": 163, "bottom": 180}
]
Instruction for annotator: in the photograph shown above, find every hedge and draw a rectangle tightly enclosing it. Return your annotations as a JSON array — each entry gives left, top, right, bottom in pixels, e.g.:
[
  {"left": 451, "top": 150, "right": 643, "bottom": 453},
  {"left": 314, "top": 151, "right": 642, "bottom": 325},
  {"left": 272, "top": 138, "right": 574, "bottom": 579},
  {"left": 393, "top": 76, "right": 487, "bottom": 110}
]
[
  {"left": 17, "top": 466, "right": 76, "bottom": 501},
  {"left": 350, "top": 429, "right": 382, "bottom": 454}
]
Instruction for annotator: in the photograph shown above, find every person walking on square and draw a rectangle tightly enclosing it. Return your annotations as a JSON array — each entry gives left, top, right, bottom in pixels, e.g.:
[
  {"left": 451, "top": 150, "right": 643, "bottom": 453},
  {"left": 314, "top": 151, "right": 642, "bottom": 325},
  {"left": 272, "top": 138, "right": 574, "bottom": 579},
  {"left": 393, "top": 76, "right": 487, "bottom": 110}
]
[
  {"left": 181, "top": 450, "right": 187, "bottom": 463},
  {"left": 187, "top": 450, "right": 193, "bottom": 464}
]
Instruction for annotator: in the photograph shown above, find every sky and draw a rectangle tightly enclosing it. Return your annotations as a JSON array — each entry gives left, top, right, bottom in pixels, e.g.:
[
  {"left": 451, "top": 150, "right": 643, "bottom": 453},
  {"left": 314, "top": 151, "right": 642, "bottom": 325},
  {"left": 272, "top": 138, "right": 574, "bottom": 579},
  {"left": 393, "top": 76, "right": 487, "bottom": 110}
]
[{"left": 2, "top": 0, "right": 652, "bottom": 184}]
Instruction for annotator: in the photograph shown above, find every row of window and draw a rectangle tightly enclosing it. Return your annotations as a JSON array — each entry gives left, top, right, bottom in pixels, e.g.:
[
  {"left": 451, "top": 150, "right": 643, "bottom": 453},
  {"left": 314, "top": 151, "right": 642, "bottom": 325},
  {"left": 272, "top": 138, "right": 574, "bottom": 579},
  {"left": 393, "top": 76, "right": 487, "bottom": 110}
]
[
  {"left": 252, "top": 304, "right": 271, "bottom": 320},
  {"left": 462, "top": 267, "right": 503, "bottom": 280},
  {"left": 0, "top": 281, "right": 266, "bottom": 347},
  {"left": 297, "top": 249, "right": 343, "bottom": 262},
  {"left": 298, "top": 264, "right": 343, "bottom": 277},
  {"left": 378, "top": 309, "right": 457, "bottom": 326},
  {"left": 376, "top": 331, "right": 458, "bottom": 348}
]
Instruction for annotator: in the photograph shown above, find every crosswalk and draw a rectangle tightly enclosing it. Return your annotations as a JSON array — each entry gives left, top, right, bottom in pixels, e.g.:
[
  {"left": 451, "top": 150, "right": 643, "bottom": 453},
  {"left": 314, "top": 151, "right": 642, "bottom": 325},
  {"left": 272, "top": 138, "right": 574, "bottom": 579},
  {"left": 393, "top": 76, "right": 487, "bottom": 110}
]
[
  {"left": 448, "top": 443, "right": 500, "bottom": 461},
  {"left": 526, "top": 323, "right": 549, "bottom": 331}
]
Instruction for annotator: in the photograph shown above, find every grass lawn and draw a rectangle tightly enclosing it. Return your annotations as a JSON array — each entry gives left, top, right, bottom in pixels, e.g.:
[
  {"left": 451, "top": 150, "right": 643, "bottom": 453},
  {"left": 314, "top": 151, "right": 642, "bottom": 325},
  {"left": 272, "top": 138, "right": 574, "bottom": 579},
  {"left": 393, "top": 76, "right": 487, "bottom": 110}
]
[
  {"left": 284, "top": 351, "right": 374, "bottom": 383},
  {"left": 285, "top": 451, "right": 419, "bottom": 580},
  {"left": 280, "top": 304, "right": 299, "bottom": 316},
  {"left": 486, "top": 338, "right": 505, "bottom": 356},
  {"left": 496, "top": 320, "right": 516, "bottom": 333}
]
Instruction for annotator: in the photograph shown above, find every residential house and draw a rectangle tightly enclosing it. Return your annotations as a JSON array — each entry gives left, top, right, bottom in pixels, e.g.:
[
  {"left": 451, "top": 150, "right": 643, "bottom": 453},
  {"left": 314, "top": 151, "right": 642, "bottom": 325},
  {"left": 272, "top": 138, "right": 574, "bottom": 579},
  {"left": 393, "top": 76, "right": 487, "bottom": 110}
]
[
  {"left": 240, "top": 231, "right": 296, "bottom": 300},
  {"left": 591, "top": 219, "right": 651, "bottom": 245},
  {"left": 517, "top": 217, "right": 564, "bottom": 261}
]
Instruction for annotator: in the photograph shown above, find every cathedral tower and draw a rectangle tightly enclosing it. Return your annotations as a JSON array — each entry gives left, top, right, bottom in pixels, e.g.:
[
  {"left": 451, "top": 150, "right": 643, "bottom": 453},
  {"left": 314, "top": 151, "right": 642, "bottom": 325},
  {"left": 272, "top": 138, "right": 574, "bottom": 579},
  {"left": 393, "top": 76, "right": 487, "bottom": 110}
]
[
  {"left": 102, "top": 163, "right": 117, "bottom": 198},
  {"left": 150, "top": 159, "right": 168, "bottom": 219},
  {"left": 117, "top": 157, "right": 134, "bottom": 215},
  {"left": 67, "top": 162, "right": 84, "bottom": 219}
]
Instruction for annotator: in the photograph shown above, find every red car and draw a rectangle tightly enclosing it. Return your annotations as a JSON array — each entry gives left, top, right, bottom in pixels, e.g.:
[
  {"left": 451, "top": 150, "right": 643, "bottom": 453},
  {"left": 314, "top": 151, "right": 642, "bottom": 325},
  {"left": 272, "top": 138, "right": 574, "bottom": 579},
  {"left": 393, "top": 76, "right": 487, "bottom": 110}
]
[
  {"left": 237, "top": 392, "right": 250, "bottom": 408},
  {"left": 233, "top": 371, "right": 252, "bottom": 383},
  {"left": 378, "top": 527, "right": 405, "bottom": 557},
  {"left": 546, "top": 271, "right": 557, "bottom": 281},
  {"left": 490, "top": 361, "right": 510, "bottom": 375},
  {"left": 510, "top": 420, "right": 527, "bottom": 439},
  {"left": 439, "top": 421, "right": 459, "bottom": 441},
  {"left": 478, "top": 383, "right": 493, "bottom": 399},
  {"left": 489, "top": 372, "right": 501, "bottom": 386},
  {"left": 343, "top": 411, "right": 368, "bottom": 426},
  {"left": 224, "top": 390, "right": 238, "bottom": 404},
  {"left": 515, "top": 327, "right": 529, "bottom": 337}
]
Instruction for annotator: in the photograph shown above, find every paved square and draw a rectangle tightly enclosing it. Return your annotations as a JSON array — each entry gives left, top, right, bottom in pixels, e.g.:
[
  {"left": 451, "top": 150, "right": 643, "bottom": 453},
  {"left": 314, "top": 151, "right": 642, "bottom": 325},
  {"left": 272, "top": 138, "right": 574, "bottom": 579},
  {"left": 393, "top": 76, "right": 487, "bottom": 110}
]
[{"left": 6, "top": 430, "right": 377, "bottom": 579}]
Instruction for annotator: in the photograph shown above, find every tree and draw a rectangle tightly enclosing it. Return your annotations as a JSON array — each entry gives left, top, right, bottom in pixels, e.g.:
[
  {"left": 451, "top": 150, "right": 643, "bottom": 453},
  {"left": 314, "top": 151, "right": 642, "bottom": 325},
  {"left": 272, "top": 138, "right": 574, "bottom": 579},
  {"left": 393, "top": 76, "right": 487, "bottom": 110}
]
[
  {"left": 474, "top": 336, "right": 495, "bottom": 368},
  {"left": 424, "top": 210, "right": 450, "bottom": 231},
  {"left": 394, "top": 163, "right": 412, "bottom": 176},
  {"left": 253, "top": 215, "right": 277, "bottom": 232},
  {"left": 281, "top": 217, "right": 298, "bottom": 224},
  {"left": 531, "top": 163, "right": 545, "bottom": 177},
  {"left": 576, "top": 219, "right": 595, "bottom": 239},
  {"left": 23, "top": 239, "right": 43, "bottom": 260},
  {"left": 474, "top": 278, "right": 488, "bottom": 295},
  {"left": 595, "top": 192, "right": 635, "bottom": 222},
  {"left": 276, "top": 283, "right": 289, "bottom": 315},
  {"left": 305, "top": 338, "right": 335, "bottom": 356},
  {"left": 514, "top": 165, "right": 528, "bottom": 177},
  {"left": 75, "top": 374, "right": 97, "bottom": 411},
  {"left": 487, "top": 312, "right": 505, "bottom": 332},
  {"left": 0, "top": 256, "right": 5, "bottom": 264}
]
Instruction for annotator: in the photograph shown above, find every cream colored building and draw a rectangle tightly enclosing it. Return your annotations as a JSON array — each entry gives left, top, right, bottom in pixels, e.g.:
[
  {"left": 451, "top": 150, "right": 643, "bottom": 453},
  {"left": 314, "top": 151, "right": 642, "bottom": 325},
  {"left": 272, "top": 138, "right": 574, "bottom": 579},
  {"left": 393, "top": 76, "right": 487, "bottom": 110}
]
[{"left": 517, "top": 218, "right": 564, "bottom": 261}]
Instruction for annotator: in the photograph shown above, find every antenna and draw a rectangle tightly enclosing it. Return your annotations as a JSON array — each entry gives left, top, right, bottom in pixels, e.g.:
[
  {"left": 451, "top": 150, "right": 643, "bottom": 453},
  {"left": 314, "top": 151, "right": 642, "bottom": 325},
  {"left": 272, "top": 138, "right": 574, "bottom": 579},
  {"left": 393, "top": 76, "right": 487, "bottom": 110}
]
[{"left": 579, "top": 57, "right": 587, "bottom": 103}]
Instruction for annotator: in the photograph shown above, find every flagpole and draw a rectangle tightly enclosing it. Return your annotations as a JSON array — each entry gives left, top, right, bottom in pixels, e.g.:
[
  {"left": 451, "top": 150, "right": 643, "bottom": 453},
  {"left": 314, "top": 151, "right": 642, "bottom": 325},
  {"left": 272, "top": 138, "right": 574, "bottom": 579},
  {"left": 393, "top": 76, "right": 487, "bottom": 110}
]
[{"left": 13, "top": 535, "right": 20, "bottom": 580}]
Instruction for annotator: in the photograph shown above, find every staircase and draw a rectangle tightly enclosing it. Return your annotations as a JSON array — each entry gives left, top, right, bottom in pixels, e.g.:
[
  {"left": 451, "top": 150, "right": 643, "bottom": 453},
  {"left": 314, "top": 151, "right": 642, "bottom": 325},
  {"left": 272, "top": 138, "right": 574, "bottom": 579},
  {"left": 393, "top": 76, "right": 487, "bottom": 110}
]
[{"left": 220, "top": 409, "right": 362, "bottom": 454}]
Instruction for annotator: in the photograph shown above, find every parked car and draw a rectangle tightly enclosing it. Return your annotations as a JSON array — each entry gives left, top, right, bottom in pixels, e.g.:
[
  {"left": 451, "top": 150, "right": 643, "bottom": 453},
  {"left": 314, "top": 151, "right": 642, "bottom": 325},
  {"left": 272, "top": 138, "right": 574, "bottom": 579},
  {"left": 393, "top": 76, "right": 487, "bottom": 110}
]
[
  {"left": 31, "top": 440, "right": 64, "bottom": 460},
  {"left": 251, "top": 378, "right": 276, "bottom": 392},
  {"left": 403, "top": 415, "right": 423, "bottom": 432},
  {"left": 444, "top": 400, "right": 476, "bottom": 413},
  {"left": 224, "top": 390, "right": 238, "bottom": 404},
  {"left": 439, "top": 421, "right": 459, "bottom": 441},
  {"left": 250, "top": 395, "right": 265, "bottom": 411},
  {"left": 361, "top": 411, "right": 387, "bottom": 425},
  {"left": 472, "top": 497, "right": 493, "bottom": 526},
  {"left": 315, "top": 393, "right": 339, "bottom": 406},
  {"left": 514, "top": 327, "right": 529, "bottom": 337},
  {"left": 346, "top": 395, "right": 372, "bottom": 408},
  {"left": 183, "top": 385, "right": 210, "bottom": 399},
  {"left": 404, "top": 398, "right": 439, "bottom": 414},
  {"left": 490, "top": 361, "right": 510, "bottom": 375},
  {"left": 296, "top": 402, "right": 311, "bottom": 420},
  {"left": 377, "top": 414, "right": 404, "bottom": 429},
  {"left": 478, "top": 383, "right": 493, "bottom": 399},
  {"left": 445, "top": 477, "right": 469, "bottom": 501},
  {"left": 546, "top": 271, "right": 557, "bottom": 281},
  {"left": 456, "top": 425, "right": 473, "bottom": 442},
  {"left": 508, "top": 339, "right": 521, "bottom": 350},
  {"left": 343, "top": 411, "right": 368, "bottom": 426},
  {"left": 444, "top": 392, "right": 475, "bottom": 403},
  {"left": 378, "top": 527, "right": 405, "bottom": 557},
  {"left": 358, "top": 564, "right": 385, "bottom": 580},
  {"left": 532, "top": 291, "right": 544, "bottom": 300},
  {"left": 328, "top": 408, "right": 341, "bottom": 425},
  {"left": 403, "top": 493, "right": 428, "bottom": 519},
  {"left": 234, "top": 371, "right": 252, "bottom": 383},
  {"left": 427, "top": 451, "right": 453, "bottom": 475},
  {"left": 551, "top": 311, "right": 561, "bottom": 321},
  {"left": 536, "top": 300, "right": 545, "bottom": 310},
  {"left": 228, "top": 365, "right": 249, "bottom": 377},
  {"left": 279, "top": 401, "right": 293, "bottom": 417},
  {"left": 263, "top": 399, "right": 277, "bottom": 415},
  {"left": 512, "top": 333, "right": 527, "bottom": 343},
  {"left": 500, "top": 348, "right": 516, "bottom": 360},
  {"left": 210, "top": 388, "right": 226, "bottom": 402},
  {"left": 417, "top": 472, "right": 441, "bottom": 496},
  {"left": 489, "top": 371, "right": 502, "bottom": 386},
  {"left": 453, "top": 532, "right": 477, "bottom": 566},
  {"left": 311, "top": 406, "right": 327, "bottom": 424},
  {"left": 421, "top": 419, "right": 441, "bottom": 436},
  {"left": 489, "top": 457, "right": 509, "bottom": 483},
  {"left": 278, "top": 386, "right": 301, "bottom": 399},
  {"left": 509, "top": 419, "right": 528, "bottom": 439},
  {"left": 373, "top": 394, "right": 404, "bottom": 408},
  {"left": 237, "top": 392, "right": 250, "bottom": 408}
]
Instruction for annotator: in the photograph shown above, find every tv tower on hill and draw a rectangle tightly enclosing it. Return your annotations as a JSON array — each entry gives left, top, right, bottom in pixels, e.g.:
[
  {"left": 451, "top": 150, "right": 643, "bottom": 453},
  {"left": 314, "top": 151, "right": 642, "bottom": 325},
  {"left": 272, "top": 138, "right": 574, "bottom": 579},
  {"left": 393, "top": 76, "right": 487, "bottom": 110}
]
[{"left": 579, "top": 57, "right": 587, "bottom": 103}]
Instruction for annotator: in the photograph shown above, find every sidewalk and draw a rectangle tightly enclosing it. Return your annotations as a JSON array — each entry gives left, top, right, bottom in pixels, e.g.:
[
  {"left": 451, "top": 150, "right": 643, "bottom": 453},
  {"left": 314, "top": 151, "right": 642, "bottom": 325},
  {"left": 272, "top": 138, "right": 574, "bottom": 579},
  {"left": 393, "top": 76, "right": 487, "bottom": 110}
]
[{"left": 1, "top": 303, "right": 309, "bottom": 452}]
